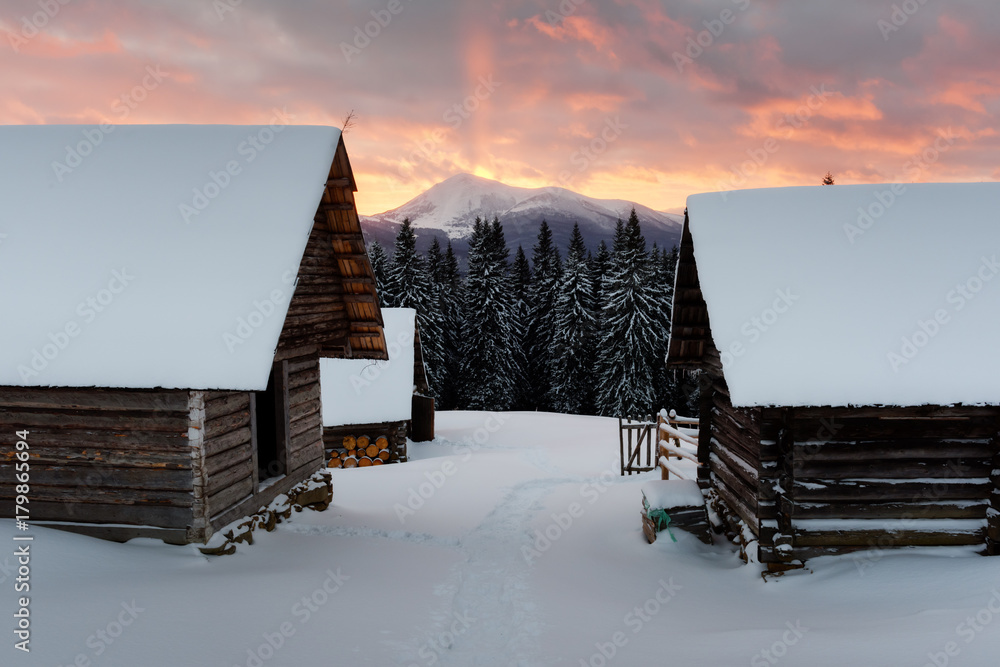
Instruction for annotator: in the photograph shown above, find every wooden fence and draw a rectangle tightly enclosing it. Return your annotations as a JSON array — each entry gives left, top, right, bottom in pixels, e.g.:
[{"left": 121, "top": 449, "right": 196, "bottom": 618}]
[
  {"left": 619, "top": 414, "right": 657, "bottom": 475},
  {"left": 656, "top": 409, "right": 700, "bottom": 480}
]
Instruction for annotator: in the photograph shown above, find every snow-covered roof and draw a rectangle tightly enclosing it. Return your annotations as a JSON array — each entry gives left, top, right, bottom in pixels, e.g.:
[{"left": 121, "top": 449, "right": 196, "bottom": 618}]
[
  {"left": 686, "top": 183, "right": 1000, "bottom": 407},
  {"left": 0, "top": 124, "right": 341, "bottom": 390},
  {"left": 321, "top": 308, "right": 415, "bottom": 426}
]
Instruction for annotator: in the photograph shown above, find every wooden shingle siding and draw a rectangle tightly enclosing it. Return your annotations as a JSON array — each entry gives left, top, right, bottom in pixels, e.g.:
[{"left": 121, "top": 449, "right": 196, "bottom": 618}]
[{"left": 316, "top": 137, "right": 386, "bottom": 359}]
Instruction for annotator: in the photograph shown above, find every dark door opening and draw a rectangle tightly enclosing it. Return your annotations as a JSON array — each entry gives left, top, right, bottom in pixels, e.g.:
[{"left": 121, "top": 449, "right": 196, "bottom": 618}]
[{"left": 254, "top": 363, "right": 287, "bottom": 484}]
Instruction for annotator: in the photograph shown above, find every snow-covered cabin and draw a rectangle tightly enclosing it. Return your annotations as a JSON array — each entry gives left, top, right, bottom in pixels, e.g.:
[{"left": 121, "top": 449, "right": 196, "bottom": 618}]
[
  {"left": 321, "top": 308, "right": 434, "bottom": 467},
  {"left": 668, "top": 183, "right": 1000, "bottom": 569},
  {"left": 0, "top": 125, "right": 387, "bottom": 544}
]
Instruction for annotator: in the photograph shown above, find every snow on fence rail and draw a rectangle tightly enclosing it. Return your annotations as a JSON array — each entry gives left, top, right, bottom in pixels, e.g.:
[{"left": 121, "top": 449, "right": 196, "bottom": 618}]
[{"left": 656, "top": 410, "right": 701, "bottom": 481}]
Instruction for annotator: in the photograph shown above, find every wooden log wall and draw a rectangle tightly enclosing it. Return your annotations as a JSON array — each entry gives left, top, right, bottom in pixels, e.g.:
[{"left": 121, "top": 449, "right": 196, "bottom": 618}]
[
  {"left": 277, "top": 222, "right": 351, "bottom": 354},
  {"left": 283, "top": 349, "right": 326, "bottom": 480},
  {"left": 201, "top": 389, "right": 253, "bottom": 524},
  {"left": 760, "top": 406, "right": 1000, "bottom": 562},
  {"left": 989, "top": 449, "right": 1000, "bottom": 556},
  {"left": 702, "top": 366, "right": 764, "bottom": 549},
  {"left": 0, "top": 387, "right": 196, "bottom": 543},
  {"left": 201, "top": 348, "right": 325, "bottom": 533},
  {"left": 323, "top": 420, "right": 408, "bottom": 465}
]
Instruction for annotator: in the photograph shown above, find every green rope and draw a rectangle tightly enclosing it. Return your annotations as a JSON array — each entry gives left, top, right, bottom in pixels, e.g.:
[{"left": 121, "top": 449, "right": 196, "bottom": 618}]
[{"left": 644, "top": 500, "right": 678, "bottom": 542}]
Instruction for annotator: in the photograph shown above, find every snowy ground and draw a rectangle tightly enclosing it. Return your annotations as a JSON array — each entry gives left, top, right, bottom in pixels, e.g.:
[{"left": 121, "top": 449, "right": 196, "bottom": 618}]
[{"left": 4, "top": 411, "right": 1000, "bottom": 666}]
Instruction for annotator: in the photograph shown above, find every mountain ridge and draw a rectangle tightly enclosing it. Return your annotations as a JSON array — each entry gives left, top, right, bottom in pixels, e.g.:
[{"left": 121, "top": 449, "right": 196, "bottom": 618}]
[{"left": 359, "top": 173, "right": 683, "bottom": 261}]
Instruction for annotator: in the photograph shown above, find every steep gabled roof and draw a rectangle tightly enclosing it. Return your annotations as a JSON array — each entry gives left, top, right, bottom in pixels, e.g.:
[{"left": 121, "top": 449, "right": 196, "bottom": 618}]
[
  {"left": 0, "top": 124, "right": 383, "bottom": 391},
  {"left": 670, "top": 183, "right": 1000, "bottom": 407}
]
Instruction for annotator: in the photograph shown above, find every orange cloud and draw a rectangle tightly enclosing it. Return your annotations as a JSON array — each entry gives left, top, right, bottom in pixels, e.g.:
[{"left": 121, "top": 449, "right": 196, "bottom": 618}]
[
  {"left": 9, "top": 28, "right": 122, "bottom": 58},
  {"left": 564, "top": 93, "right": 627, "bottom": 113},
  {"left": 929, "top": 81, "right": 1000, "bottom": 114},
  {"left": 528, "top": 14, "right": 617, "bottom": 61}
]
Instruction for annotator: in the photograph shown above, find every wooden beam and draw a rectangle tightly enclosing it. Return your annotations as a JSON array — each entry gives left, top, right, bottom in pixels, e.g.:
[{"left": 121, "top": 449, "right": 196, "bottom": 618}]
[
  {"left": 326, "top": 178, "right": 352, "bottom": 189},
  {"left": 318, "top": 203, "right": 355, "bottom": 212},
  {"left": 342, "top": 293, "right": 376, "bottom": 304},
  {"left": 329, "top": 232, "right": 367, "bottom": 241}
]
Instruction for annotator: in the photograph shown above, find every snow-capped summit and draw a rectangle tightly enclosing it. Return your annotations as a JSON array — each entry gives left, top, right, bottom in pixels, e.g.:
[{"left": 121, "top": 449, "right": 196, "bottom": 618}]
[{"left": 360, "top": 173, "right": 683, "bottom": 256}]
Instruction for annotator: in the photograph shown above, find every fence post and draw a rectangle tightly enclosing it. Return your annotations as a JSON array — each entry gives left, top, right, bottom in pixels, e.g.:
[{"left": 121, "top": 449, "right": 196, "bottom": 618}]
[{"left": 618, "top": 417, "right": 625, "bottom": 477}]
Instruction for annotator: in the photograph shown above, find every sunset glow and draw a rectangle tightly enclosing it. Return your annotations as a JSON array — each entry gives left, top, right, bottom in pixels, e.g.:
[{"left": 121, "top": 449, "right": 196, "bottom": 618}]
[{"left": 1, "top": 0, "right": 997, "bottom": 214}]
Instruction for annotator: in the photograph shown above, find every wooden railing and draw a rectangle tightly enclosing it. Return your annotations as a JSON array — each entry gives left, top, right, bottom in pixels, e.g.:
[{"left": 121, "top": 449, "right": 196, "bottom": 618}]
[{"left": 656, "top": 409, "right": 700, "bottom": 480}]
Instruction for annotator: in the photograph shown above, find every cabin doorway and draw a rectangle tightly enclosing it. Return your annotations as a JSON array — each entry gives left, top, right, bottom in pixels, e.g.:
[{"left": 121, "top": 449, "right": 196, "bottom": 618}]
[{"left": 253, "top": 361, "right": 289, "bottom": 488}]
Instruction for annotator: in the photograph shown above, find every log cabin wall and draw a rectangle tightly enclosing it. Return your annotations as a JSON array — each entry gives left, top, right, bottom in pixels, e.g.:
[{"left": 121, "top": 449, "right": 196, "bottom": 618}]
[
  {"left": 0, "top": 387, "right": 197, "bottom": 544},
  {"left": 200, "top": 389, "right": 253, "bottom": 531},
  {"left": 699, "top": 353, "right": 766, "bottom": 550},
  {"left": 202, "top": 347, "right": 325, "bottom": 534},
  {"left": 759, "top": 406, "right": 1000, "bottom": 562},
  {"left": 282, "top": 349, "right": 325, "bottom": 479}
]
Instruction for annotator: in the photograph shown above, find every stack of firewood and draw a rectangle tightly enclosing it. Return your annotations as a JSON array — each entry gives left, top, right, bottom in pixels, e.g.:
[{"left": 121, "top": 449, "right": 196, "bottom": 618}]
[{"left": 327, "top": 435, "right": 393, "bottom": 469}]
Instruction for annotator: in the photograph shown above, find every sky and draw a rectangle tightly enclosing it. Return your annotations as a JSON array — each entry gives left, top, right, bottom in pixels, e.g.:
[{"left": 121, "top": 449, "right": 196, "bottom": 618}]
[{"left": 1, "top": 0, "right": 997, "bottom": 215}]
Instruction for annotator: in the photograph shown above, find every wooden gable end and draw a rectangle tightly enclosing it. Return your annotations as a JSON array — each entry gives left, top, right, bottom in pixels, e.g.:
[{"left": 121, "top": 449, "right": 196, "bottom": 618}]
[
  {"left": 277, "top": 136, "right": 388, "bottom": 360},
  {"left": 667, "top": 212, "right": 713, "bottom": 369}
]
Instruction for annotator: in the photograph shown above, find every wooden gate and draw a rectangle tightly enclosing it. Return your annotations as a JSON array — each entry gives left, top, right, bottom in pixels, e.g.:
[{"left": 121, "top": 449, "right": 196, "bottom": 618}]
[{"left": 619, "top": 414, "right": 657, "bottom": 475}]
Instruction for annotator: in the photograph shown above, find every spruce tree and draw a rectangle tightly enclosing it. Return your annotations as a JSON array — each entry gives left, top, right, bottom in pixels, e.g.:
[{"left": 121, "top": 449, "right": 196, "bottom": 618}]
[
  {"left": 595, "top": 209, "right": 660, "bottom": 417},
  {"left": 418, "top": 237, "right": 450, "bottom": 397},
  {"left": 512, "top": 246, "right": 532, "bottom": 301},
  {"left": 511, "top": 246, "right": 534, "bottom": 410},
  {"left": 435, "top": 241, "right": 465, "bottom": 410},
  {"left": 590, "top": 239, "right": 612, "bottom": 332},
  {"left": 367, "top": 240, "right": 390, "bottom": 308},
  {"left": 549, "top": 223, "right": 597, "bottom": 414},
  {"left": 651, "top": 244, "right": 681, "bottom": 414},
  {"left": 458, "top": 217, "right": 520, "bottom": 410},
  {"left": 385, "top": 219, "right": 445, "bottom": 395},
  {"left": 525, "top": 220, "right": 562, "bottom": 410},
  {"left": 382, "top": 218, "right": 424, "bottom": 308}
]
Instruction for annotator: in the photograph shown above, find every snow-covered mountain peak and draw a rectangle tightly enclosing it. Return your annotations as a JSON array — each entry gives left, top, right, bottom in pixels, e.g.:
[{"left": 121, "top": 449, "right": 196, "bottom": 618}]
[{"left": 360, "top": 173, "right": 683, "bottom": 259}]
